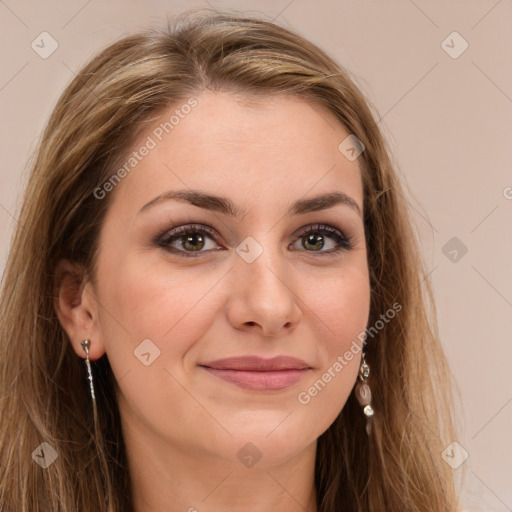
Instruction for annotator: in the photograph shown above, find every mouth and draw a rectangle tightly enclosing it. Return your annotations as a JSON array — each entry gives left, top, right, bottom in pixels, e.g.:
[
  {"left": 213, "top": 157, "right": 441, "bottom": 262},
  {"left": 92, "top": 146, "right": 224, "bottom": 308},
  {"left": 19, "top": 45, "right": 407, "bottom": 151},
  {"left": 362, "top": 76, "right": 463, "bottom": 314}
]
[{"left": 199, "top": 355, "right": 312, "bottom": 391}]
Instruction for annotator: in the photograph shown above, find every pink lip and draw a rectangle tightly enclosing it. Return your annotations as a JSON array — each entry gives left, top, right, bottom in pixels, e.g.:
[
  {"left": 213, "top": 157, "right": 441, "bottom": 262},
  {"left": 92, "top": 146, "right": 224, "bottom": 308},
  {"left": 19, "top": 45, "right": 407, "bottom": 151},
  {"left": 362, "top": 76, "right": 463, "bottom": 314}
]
[{"left": 199, "top": 356, "right": 312, "bottom": 391}]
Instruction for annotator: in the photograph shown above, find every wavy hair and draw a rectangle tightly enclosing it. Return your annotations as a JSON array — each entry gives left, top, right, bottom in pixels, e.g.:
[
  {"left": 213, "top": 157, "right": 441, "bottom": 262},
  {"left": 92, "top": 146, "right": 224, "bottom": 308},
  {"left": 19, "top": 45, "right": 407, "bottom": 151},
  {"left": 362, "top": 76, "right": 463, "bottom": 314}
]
[{"left": 0, "top": 9, "right": 459, "bottom": 511}]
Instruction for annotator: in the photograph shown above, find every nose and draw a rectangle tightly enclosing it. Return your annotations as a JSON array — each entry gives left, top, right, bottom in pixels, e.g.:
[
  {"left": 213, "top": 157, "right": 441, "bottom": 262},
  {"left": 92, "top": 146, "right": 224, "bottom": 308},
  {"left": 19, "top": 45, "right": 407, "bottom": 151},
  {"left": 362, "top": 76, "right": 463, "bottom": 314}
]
[{"left": 225, "top": 242, "right": 303, "bottom": 337}]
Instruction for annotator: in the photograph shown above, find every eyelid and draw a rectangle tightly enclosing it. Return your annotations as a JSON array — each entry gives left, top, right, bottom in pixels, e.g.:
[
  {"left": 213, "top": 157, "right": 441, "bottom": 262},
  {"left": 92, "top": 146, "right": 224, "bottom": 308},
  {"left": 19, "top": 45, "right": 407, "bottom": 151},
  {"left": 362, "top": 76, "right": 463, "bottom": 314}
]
[
  {"left": 158, "top": 223, "right": 218, "bottom": 240},
  {"left": 293, "top": 223, "right": 346, "bottom": 239}
]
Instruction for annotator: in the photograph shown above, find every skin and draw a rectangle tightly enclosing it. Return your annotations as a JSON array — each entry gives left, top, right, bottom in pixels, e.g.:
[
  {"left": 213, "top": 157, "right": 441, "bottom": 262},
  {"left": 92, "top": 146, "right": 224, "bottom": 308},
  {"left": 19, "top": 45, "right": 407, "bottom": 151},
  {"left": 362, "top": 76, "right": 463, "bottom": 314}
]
[{"left": 55, "top": 90, "right": 371, "bottom": 512}]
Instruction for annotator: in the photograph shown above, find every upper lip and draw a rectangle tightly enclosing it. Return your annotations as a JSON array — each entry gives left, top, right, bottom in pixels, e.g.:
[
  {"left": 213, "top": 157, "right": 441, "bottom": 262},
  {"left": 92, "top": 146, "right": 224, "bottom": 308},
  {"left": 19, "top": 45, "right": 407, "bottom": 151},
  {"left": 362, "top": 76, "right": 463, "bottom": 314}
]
[{"left": 200, "top": 356, "right": 311, "bottom": 371}]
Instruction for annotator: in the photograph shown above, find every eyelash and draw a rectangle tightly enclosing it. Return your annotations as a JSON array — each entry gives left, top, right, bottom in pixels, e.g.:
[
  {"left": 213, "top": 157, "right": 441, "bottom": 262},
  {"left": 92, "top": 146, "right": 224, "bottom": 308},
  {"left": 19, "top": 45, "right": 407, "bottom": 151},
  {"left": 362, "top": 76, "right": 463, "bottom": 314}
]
[{"left": 155, "top": 223, "right": 354, "bottom": 258}]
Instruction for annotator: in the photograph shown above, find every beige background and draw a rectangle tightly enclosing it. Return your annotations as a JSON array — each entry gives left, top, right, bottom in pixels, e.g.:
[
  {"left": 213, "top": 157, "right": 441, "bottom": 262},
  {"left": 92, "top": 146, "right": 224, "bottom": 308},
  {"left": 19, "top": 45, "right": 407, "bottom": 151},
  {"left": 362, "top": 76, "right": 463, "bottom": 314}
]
[{"left": 1, "top": 1, "right": 511, "bottom": 510}]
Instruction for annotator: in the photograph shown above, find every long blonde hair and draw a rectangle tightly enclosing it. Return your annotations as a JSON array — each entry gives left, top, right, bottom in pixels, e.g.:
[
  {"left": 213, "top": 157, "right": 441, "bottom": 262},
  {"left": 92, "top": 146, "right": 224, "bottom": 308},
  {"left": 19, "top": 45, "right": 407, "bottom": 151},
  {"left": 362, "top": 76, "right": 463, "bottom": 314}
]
[{"left": 0, "top": 9, "right": 458, "bottom": 511}]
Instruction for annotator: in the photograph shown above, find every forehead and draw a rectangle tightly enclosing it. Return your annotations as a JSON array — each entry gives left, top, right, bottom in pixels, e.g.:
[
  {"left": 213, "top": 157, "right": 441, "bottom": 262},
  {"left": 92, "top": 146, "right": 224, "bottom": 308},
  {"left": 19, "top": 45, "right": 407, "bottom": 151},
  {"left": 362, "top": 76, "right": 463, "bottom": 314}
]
[{"left": 105, "top": 90, "right": 364, "bottom": 218}]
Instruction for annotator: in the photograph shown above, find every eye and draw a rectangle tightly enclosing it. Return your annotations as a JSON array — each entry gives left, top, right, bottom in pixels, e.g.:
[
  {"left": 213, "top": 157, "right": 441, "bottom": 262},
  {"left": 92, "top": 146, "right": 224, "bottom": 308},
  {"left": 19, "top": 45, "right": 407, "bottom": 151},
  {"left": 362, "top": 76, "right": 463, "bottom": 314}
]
[
  {"left": 155, "top": 223, "right": 354, "bottom": 257},
  {"left": 156, "top": 224, "right": 222, "bottom": 257},
  {"left": 290, "top": 224, "right": 354, "bottom": 255}
]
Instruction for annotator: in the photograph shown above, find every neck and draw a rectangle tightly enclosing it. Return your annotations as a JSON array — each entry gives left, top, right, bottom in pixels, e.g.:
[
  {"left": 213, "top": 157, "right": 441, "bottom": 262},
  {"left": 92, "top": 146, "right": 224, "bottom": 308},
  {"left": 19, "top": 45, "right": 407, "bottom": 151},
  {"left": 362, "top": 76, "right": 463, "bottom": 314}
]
[{"left": 121, "top": 409, "right": 319, "bottom": 512}]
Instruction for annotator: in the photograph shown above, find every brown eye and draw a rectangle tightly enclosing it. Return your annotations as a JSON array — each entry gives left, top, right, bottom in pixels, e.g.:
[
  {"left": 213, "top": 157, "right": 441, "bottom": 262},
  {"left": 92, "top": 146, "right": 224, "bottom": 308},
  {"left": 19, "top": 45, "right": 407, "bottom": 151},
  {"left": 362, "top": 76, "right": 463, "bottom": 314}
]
[
  {"left": 180, "top": 232, "right": 206, "bottom": 252},
  {"left": 156, "top": 224, "right": 222, "bottom": 257},
  {"left": 302, "top": 233, "right": 325, "bottom": 251},
  {"left": 291, "top": 224, "right": 353, "bottom": 254}
]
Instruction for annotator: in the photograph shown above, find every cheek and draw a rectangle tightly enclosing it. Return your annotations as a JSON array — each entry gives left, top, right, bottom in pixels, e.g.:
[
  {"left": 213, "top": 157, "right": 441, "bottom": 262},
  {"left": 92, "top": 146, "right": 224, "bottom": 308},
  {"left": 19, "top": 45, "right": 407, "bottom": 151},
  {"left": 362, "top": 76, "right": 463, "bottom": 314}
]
[
  {"left": 294, "top": 263, "right": 371, "bottom": 423},
  {"left": 93, "top": 257, "right": 226, "bottom": 441},
  {"left": 96, "top": 255, "right": 222, "bottom": 359},
  {"left": 309, "top": 259, "right": 371, "bottom": 352},
  {"left": 316, "top": 277, "right": 370, "bottom": 335}
]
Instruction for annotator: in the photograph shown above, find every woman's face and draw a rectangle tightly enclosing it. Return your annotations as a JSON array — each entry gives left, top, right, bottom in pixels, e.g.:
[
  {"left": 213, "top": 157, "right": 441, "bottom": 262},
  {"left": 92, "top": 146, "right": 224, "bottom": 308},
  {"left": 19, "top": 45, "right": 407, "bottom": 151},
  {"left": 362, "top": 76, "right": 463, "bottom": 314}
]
[{"left": 82, "top": 91, "right": 370, "bottom": 468}]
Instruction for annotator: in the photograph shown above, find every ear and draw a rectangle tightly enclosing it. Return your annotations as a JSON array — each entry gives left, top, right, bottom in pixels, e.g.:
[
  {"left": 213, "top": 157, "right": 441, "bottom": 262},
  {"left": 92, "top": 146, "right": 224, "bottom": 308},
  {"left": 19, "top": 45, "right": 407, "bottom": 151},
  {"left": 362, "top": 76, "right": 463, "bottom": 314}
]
[{"left": 53, "top": 258, "right": 106, "bottom": 361}]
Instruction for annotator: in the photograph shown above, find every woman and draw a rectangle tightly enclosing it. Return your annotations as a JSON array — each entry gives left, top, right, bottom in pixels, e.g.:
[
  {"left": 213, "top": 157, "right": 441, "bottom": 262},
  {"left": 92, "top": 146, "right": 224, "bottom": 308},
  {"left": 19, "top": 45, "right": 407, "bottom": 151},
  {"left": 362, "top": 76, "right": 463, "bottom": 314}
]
[{"left": 0, "top": 9, "right": 459, "bottom": 511}]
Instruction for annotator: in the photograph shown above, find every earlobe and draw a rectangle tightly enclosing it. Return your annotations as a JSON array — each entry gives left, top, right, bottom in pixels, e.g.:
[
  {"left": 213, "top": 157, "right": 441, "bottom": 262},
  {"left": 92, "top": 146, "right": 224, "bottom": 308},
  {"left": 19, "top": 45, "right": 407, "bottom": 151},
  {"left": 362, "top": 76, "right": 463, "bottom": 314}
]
[{"left": 53, "top": 258, "right": 106, "bottom": 361}]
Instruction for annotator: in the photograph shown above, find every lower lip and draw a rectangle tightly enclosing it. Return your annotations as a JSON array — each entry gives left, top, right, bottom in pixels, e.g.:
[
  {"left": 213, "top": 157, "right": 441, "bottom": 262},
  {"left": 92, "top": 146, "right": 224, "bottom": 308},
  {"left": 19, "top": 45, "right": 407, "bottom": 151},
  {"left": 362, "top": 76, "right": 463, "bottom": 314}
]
[{"left": 202, "top": 367, "right": 310, "bottom": 391}]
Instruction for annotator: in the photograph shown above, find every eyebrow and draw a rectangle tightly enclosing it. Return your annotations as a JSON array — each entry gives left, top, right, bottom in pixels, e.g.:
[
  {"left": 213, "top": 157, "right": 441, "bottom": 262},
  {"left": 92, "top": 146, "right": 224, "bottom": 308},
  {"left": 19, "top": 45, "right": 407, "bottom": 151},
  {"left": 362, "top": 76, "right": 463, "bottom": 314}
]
[{"left": 138, "top": 189, "right": 362, "bottom": 218}]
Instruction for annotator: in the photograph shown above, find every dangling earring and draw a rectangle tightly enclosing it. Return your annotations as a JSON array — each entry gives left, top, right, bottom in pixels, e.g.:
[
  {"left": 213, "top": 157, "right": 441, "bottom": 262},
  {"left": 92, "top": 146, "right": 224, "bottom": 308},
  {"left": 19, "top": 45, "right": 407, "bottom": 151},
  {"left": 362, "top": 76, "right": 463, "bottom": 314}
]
[
  {"left": 355, "top": 348, "right": 374, "bottom": 435},
  {"left": 81, "top": 339, "right": 98, "bottom": 425}
]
